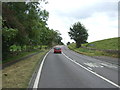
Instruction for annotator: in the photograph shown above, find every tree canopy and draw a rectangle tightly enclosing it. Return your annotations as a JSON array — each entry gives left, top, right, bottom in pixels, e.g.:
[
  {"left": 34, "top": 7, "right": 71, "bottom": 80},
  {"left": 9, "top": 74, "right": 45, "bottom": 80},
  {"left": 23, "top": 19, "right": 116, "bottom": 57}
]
[
  {"left": 2, "top": 2, "right": 63, "bottom": 60},
  {"left": 68, "top": 22, "right": 88, "bottom": 48}
]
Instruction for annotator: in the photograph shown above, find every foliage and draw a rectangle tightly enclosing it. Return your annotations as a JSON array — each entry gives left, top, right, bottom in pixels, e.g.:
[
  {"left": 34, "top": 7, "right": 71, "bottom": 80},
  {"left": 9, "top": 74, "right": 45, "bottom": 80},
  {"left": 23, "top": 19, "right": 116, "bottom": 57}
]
[
  {"left": 67, "top": 42, "right": 70, "bottom": 45},
  {"left": 2, "top": 2, "right": 63, "bottom": 60},
  {"left": 68, "top": 22, "right": 88, "bottom": 48},
  {"left": 2, "top": 27, "right": 18, "bottom": 58},
  {"left": 2, "top": 27, "right": 18, "bottom": 42}
]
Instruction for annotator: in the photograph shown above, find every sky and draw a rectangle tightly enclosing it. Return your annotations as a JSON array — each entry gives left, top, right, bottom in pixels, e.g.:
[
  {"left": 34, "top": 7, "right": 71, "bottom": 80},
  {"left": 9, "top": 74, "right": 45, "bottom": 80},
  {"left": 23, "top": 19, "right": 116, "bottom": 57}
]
[{"left": 42, "top": 0, "right": 119, "bottom": 44}]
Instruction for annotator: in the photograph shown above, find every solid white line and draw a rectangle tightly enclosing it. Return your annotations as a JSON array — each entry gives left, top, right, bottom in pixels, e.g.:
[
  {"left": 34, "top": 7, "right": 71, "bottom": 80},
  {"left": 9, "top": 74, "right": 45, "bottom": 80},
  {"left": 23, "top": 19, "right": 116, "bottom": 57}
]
[
  {"left": 62, "top": 52, "right": 120, "bottom": 88},
  {"left": 33, "top": 50, "right": 51, "bottom": 88}
]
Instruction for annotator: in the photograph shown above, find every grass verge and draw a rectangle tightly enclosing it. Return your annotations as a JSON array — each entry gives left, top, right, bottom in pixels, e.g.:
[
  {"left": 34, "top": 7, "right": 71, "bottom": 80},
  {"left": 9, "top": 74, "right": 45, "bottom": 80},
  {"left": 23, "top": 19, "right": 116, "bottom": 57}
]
[
  {"left": 2, "top": 49, "right": 49, "bottom": 88},
  {"left": 3, "top": 49, "right": 41, "bottom": 64},
  {"left": 68, "top": 43, "right": 118, "bottom": 58}
]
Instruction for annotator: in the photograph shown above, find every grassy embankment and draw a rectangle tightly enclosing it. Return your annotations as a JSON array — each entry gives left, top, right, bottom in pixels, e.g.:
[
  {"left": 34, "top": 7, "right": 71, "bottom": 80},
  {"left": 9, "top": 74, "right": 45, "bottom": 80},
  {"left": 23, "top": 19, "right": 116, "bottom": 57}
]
[
  {"left": 68, "top": 37, "right": 119, "bottom": 58},
  {"left": 3, "top": 45, "right": 48, "bottom": 64},
  {"left": 2, "top": 48, "right": 49, "bottom": 88}
]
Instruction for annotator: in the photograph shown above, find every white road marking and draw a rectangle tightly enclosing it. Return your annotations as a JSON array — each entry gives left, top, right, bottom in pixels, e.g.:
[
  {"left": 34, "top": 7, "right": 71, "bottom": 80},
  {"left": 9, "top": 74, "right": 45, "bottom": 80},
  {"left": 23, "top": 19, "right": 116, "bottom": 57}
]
[
  {"left": 33, "top": 50, "right": 51, "bottom": 88},
  {"left": 62, "top": 52, "right": 120, "bottom": 88},
  {"left": 87, "top": 67, "right": 93, "bottom": 70},
  {"left": 100, "top": 63, "right": 117, "bottom": 68},
  {"left": 84, "top": 62, "right": 104, "bottom": 68}
]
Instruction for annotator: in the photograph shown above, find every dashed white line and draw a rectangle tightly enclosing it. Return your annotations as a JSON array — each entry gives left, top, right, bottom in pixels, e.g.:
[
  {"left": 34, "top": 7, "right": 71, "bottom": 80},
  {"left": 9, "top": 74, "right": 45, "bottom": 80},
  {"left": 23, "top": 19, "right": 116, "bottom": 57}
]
[
  {"left": 33, "top": 50, "right": 51, "bottom": 88},
  {"left": 62, "top": 52, "right": 120, "bottom": 88}
]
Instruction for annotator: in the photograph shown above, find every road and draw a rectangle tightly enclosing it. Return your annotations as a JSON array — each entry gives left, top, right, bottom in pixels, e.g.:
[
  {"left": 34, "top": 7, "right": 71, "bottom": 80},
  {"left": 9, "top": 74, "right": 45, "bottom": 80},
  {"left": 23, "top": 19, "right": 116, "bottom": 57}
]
[{"left": 34, "top": 45, "right": 119, "bottom": 88}]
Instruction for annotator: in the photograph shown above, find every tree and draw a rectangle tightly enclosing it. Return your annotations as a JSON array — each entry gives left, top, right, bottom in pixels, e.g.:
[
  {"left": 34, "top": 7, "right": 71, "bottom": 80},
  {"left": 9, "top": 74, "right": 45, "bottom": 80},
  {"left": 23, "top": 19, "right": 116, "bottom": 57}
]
[
  {"left": 2, "top": 2, "right": 63, "bottom": 60},
  {"left": 2, "top": 27, "right": 18, "bottom": 58},
  {"left": 68, "top": 22, "right": 88, "bottom": 48},
  {"left": 2, "top": 2, "right": 50, "bottom": 59},
  {"left": 67, "top": 42, "right": 70, "bottom": 45}
]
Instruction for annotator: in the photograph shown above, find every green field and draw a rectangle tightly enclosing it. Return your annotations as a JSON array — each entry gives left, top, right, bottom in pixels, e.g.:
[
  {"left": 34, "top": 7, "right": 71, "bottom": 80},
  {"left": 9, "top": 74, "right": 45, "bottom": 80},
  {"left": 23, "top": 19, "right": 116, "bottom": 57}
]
[
  {"left": 83, "top": 37, "right": 119, "bottom": 50},
  {"left": 68, "top": 37, "right": 119, "bottom": 58}
]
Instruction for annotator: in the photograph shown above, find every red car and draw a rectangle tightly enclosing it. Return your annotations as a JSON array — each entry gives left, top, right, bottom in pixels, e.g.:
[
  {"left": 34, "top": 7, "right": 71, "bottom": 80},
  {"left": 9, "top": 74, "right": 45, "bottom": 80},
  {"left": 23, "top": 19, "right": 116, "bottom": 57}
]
[{"left": 54, "top": 47, "right": 62, "bottom": 53}]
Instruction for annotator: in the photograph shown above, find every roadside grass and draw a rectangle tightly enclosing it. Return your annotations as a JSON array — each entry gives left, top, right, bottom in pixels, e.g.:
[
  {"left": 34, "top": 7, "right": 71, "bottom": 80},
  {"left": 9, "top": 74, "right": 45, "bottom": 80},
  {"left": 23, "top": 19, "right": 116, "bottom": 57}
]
[
  {"left": 83, "top": 37, "right": 119, "bottom": 50},
  {"left": 3, "top": 50, "right": 39, "bottom": 64},
  {"left": 2, "top": 49, "right": 49, "bottom": 88},
  {"left": 68, "top": 42, "right": 119, "bottom": 58},
  {"left": 3, "top": 45, "right": 49, "bottom": 64}
]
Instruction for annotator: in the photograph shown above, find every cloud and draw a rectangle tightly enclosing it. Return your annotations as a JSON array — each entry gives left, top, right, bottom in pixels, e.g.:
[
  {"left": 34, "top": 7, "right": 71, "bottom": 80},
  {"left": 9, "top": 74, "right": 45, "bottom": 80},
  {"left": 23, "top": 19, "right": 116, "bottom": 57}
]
[
  {"left": 52, "top": 1, "right": 118, "bottom": 20},
  {"left": 43, "top": 0, "right": 118, "bottom": 44},
  {"left": 80, "top": 13, "right": 118, "bottom": 42}
]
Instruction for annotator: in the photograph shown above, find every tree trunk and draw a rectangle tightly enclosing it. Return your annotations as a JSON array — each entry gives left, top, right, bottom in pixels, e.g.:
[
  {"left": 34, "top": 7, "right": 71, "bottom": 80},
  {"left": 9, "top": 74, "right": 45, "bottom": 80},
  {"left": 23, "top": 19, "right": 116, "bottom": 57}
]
[{"left": 76, "top": 42, "right": 81, "bottom": 48}]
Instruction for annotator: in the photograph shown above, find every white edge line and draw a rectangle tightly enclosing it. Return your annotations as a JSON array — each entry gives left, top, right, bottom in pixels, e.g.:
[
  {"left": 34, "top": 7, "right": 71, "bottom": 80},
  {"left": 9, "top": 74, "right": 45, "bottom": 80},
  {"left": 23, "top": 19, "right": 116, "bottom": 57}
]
[
  {"left": 33, "top": 50, "right": 51, "bottom": 88},
  {"left": 62, "top": 52, "right": 120, "bottom": 88}
]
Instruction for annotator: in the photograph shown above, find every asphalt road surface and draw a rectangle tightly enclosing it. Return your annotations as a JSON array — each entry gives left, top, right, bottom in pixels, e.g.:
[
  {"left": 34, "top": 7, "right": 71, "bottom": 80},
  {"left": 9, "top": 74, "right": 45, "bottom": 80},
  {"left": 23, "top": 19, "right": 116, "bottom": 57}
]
[{"left": 34, "top": 45, "right": 119, "bottom": 88}]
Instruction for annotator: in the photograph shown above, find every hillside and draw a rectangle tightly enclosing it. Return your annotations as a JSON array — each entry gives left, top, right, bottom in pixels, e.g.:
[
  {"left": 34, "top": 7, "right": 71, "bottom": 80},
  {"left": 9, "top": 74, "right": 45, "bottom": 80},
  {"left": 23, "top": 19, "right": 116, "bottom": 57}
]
[
  {"left": 83, "top": 37, "right": 119, "bottom": 50},
  {"left": 68, "top": 37, "right": 119, "bottom": 58}
]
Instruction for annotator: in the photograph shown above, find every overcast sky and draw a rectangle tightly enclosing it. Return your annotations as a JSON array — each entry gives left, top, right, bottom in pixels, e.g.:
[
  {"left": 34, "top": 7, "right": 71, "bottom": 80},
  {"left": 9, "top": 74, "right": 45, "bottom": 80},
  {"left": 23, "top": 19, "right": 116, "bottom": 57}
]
[{"left": 43, "top": 0, "right": 119, "bottom": 44}]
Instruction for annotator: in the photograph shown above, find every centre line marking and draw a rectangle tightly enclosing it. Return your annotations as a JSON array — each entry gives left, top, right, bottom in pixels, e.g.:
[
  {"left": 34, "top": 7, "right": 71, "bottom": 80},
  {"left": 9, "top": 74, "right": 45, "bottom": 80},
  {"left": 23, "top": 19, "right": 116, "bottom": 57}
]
[{"left": 62, "top": 52, "right": 120, "bottom": 88}]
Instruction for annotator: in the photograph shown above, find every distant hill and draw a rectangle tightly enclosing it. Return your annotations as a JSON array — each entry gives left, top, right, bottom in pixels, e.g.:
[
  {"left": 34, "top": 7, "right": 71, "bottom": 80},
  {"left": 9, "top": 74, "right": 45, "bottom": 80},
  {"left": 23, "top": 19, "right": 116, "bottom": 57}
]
[{"left": 83, "top": 37, "right": 119, "bottom": 50}]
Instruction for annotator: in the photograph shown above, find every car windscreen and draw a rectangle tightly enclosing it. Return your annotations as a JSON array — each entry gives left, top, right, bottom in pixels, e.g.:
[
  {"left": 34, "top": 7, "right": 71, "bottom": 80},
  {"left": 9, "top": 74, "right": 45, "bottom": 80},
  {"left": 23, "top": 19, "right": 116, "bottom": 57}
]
[{"left": 54, "top": 48, "right": 61, "bottom": 50}]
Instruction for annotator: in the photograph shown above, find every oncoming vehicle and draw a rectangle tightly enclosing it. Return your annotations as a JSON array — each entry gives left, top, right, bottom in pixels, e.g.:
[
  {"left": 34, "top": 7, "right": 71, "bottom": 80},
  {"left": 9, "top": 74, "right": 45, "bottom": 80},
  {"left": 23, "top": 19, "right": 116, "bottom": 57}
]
[{"left": 54, "top": 47, "right": 62, "bottom": 53}]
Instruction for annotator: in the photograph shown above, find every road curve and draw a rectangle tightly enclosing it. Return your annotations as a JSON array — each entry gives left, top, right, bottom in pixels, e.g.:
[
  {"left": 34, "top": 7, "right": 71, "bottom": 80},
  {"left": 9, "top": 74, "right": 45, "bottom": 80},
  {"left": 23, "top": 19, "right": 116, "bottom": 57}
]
[{"left": 36, "top": 46, "right": 119, "bottom": 88}]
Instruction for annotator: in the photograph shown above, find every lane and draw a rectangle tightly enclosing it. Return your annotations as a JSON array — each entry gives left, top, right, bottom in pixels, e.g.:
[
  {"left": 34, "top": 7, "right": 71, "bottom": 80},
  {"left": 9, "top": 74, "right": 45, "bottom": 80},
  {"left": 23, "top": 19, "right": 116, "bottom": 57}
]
[
  {"left": 62, "top": 52, "right": 119, "bottom": 88},
  {"left": 62, "top": 46, "right": 118, "bottom": 85},
  {"left": 38, "top": 46, "right": 118, "bottom": 88}
]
